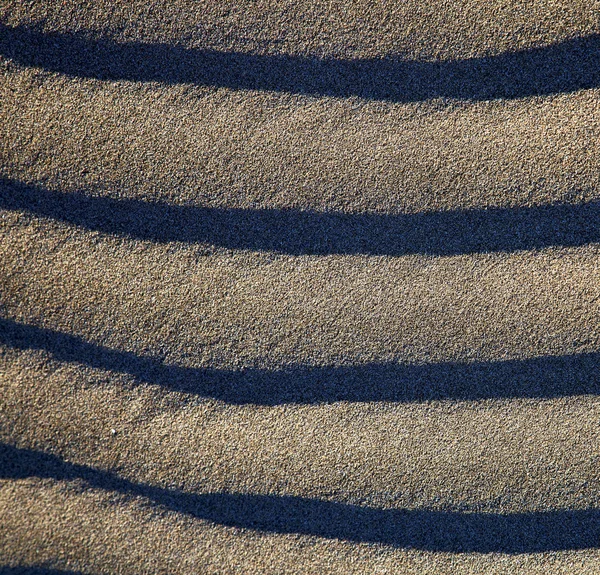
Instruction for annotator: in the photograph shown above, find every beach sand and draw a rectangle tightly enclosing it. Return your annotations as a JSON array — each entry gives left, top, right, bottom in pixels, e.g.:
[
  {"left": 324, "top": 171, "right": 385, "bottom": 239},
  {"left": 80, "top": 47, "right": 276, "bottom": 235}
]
[{"left": 1, "top": 2, "right": 600, "bottom": 573}]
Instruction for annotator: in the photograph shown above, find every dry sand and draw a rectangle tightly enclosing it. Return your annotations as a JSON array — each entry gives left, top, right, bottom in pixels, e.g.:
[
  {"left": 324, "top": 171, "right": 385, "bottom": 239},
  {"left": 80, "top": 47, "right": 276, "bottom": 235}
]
[{"left": 1, "top": 2, "right": 600, "bottom": 573}]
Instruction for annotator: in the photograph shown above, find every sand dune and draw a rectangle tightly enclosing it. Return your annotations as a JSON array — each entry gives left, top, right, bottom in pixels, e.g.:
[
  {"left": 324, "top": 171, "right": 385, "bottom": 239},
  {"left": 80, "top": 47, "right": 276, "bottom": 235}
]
[{"left": 2, "top": 2, "right": 600, "bottom": 573}]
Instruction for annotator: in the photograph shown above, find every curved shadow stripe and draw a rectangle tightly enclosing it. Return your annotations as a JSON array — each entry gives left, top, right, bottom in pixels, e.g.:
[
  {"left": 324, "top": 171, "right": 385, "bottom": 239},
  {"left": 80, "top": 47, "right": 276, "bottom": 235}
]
[
  {"left": 2, "top": 317, "right": 599, "bottom": 404},
  {"left": 1, "top": 23, "right": 599, "bottom": 102},
  {"left": 2, "top": 178, "right": 600, "bottom": 256},
  {"left": 2, "top": 444, "right": 599, "bottom": 553}
]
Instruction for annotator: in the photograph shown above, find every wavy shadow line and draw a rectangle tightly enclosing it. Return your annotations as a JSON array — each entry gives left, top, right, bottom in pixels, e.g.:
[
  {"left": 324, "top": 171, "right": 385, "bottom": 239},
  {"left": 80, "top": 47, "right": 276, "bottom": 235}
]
[
  {"left": 1, "top": 24, "right": 599, "bottom": 102},
  {"left": 2, "top": 317, "right": 599, "bottom": 404},
  {"left": 3, "top": 443, "right": 599, "bottom": 553},
  {"left": 2, "top": 178, "right": 600, "bottom": 257}
]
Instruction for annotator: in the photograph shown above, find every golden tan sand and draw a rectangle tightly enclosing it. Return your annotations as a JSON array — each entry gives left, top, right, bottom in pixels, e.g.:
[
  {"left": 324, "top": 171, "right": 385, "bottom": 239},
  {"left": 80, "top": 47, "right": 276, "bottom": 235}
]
[{"left": 1, "top": 2, "right": 600, "bottom": 573}]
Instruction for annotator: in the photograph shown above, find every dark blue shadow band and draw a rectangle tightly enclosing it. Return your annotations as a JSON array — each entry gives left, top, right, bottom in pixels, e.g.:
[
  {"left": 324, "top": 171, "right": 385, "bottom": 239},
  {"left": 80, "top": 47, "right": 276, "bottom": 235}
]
[
  {"left": 2, "top": 178, "right": 599, "bottom": 257},
  {"left": 2, "top": 317, "right": 598, "bottom": 404},
  {"left": 2, "top": 444, "right": 599, "bottom": 553},
  {"left": 1, "top": 24, "right": 599, "bottom": 102}
]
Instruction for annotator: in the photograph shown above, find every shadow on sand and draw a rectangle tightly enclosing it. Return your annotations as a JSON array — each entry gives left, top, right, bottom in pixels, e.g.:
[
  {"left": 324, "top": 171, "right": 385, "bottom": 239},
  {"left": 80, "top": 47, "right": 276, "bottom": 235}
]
[
  {"left": 2, "top": 317, "right": 599, "bottom": 405},
  {"left": 2, "top": 443, "right": 599, "bottom": 553},
  {"left": 2, "top": 178, "right": 600, "bottom": 257},
  {"left": 1, "top": 23, "right": 599, "bottom": 102}
]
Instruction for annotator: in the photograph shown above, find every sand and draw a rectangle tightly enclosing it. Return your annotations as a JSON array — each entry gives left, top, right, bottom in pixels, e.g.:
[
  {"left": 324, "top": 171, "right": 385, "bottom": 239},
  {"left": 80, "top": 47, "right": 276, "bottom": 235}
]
[{"left": 1, "top": 2, "right": 600, "bottom": 573}]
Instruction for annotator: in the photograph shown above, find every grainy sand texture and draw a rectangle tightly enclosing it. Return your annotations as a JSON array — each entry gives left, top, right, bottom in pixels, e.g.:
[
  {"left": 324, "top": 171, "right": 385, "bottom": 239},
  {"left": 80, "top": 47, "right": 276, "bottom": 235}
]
[{"left": 1, "top": 2, "right": 600, "bottom": 573}]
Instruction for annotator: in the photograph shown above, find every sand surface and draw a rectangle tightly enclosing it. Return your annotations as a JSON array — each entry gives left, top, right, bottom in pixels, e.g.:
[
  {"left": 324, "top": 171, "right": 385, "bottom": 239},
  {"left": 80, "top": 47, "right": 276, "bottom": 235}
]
[{"left": 1, "top": 2, "right": 600, "bottom": 573}]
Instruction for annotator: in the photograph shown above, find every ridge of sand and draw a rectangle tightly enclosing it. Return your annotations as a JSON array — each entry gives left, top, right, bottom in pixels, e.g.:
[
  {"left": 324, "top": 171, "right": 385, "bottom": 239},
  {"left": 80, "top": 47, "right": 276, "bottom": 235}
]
[{"left": 2, "top": 2, "right": 600, "bottom": 573}]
